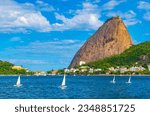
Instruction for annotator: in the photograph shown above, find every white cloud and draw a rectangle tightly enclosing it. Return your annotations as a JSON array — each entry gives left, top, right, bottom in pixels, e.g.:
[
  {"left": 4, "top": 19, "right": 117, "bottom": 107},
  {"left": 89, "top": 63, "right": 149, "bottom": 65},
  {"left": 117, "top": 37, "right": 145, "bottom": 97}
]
[
  {"left": 10, "top": 37, "right": 21, "bottom": 42},
  {"left": 85, "top": 0, "right": 101, "bottom": 3},
  {"left": 8, "top": 39, "right": 82, "bottom": 55},
  {"left": 124, "top": 19, "right": 141, "bottom": 26},
  {"left": 107, "top": 10, "right": 136, "bottom": 19},
  {"left": 36, "top": 0, "right": 55, "bottom": 12},
  {"left": 106, "top": 10, "right": 141, "bottom": 26},
  {"left": 137, "top": 1, "right": 150, "bottom": 10},
  {"left": 143, "top": 12, "right": 150, "bottom": 21},
  {"left": 52, "top": 2, "right": 103, "bottom": 31},
  {"left": 102, "top": 0, "right": 126, "bottom": 10},
  {"left": 93, "top": 0, "right": 101, "bottom": 3},
  {"left": 36, "top": 0, "right": 44, "bottom": 4},
  {"left": 0, "top": 0, "right": 128, "bottom": 33},
  {"left": 52, "top": 0, "right": 126, "bottom": 31},
  {"left": 137, "top": 1, "right": 150, "bottom": 21},
  {"left": 29, "top": 39, "right": 79, "bottom": 48},
  {"left": 5, "top": 59, "right": 48, "bottom": 65},
  {"left": 133, "top": 39, "right": 141, "bottom": 45},
  {"left": 0, "top": 0, "right": 51, "bottom": 33}
]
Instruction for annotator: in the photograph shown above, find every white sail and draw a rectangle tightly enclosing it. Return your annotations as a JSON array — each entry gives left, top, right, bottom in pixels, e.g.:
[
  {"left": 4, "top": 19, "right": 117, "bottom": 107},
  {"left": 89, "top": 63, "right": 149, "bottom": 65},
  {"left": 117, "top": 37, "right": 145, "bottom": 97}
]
[
  {"left": 14, "top": 75, "right": 22, "bottom": 87},
  {"left": 110, "top": 75, "right": 116, "bottom": 84},
  {"left": 113, "top": 75, "right": 115, "bottom": 82},
  {"left": 126, "top": 75, "right": 131, "bottom": 84},
  {"left": 59, "top": 74, "right": 67, "bottom": 89},
  {"left": 16, "top": 76, "right": 21, "bottom": 85},
  {"left": 61, "top": 74, "right": 66, "bottom": 86}
]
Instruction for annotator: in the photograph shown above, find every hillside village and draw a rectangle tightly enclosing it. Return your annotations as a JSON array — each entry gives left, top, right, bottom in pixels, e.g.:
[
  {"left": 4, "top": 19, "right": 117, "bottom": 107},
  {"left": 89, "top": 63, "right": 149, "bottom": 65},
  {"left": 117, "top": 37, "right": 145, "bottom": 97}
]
[{"left": 64, "top": 63, "right": 150, "bottom": 75}]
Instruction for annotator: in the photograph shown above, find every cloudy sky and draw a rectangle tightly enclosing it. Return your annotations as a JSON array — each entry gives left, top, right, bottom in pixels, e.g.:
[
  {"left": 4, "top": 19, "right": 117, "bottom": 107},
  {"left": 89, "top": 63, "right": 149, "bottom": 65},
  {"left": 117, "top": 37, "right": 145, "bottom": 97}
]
[{"left": 0, "top": 0, "right": 150, "bottom": 71}]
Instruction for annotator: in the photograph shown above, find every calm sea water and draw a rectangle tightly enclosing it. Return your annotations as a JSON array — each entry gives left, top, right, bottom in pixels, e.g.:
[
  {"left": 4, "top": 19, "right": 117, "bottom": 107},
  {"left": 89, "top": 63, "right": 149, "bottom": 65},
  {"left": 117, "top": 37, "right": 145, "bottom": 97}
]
[{"left": 0, "top": 75, "right": 150, "bottom": 99}]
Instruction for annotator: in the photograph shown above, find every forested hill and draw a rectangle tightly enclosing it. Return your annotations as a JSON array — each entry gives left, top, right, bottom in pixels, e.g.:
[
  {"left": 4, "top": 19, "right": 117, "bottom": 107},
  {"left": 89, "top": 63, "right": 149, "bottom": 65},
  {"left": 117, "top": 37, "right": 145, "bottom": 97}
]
[
  {"left": 0, "top": 60, "right": 31, "bottom": 75},
  {"left": 85, "top": 41, "right": 150, "bottom": 70}
]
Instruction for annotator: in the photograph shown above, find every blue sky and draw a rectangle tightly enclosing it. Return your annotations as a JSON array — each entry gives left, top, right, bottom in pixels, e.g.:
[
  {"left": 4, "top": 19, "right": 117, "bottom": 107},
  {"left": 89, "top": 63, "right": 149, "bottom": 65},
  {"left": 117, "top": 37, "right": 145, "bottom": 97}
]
[{"left": 0, "top": 0, "right": 150, "bottom": 71}]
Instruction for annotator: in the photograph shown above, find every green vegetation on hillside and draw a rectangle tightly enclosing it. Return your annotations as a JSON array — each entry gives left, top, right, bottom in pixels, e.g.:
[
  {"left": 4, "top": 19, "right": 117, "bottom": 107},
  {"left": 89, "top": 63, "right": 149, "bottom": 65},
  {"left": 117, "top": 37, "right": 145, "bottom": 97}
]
[
  {"left": 87, "top": 42, "right": 150, "bottom": 68},
  {"left": 81, "top": 41, "right": 150, "bottom": 74},
  {"left": 0, "top": 60, "right": 33, "bottom": 75}
]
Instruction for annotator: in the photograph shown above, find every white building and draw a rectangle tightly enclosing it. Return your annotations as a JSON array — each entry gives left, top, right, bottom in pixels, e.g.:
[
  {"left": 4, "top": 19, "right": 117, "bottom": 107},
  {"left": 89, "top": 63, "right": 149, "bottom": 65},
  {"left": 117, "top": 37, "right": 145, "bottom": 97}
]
[
  {"left": 120, "top": 67, "right": 128, "bottom": 73},
  {"left": 109, "top": 67, "right": 119, "bottom": 72},
  {"left": 64, "top": 69, "right": 70, "bottom": 73},
  {"left": 129, "top": 66, "right": 145, "bottom": 72},
  {"left": 80, "top": 66, "right": 89, "bottom": 72},
  {"left": 79, "top": 61, "right": 86, "bottom": 66},
  {"left": 138, "top": 66, "right": 146, "bottom": 71},
  {"left": 94, "top": 68, "right": 102, "bottom": 72},
  {"left": 89, "top": 68, "right": 94, "bottom": 73},
  {"left": 70, "top": 68, "right": 79, "bottom": 73}
]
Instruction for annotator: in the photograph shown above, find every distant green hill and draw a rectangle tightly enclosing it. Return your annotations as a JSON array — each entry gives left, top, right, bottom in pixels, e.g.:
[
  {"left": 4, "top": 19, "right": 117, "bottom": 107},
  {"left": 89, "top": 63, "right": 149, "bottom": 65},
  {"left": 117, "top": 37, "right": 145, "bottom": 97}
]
[
  {"left": 0, "top": 60, "right": 32, "bottom": 75},
  {"left": 81, "top": 41, "right": 150, "bottom": 74}
]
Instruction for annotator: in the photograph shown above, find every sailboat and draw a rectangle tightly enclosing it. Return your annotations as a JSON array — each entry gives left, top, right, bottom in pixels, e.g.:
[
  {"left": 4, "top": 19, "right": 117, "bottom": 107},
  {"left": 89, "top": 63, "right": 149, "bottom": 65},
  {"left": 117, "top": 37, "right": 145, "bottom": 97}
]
[
  {"left": 59, "top": 74, "right": 67, "bottom": 89},
  {"left": 14, "top": 75, "right": 22, "bottom": 87},
  {"left": 110, "top": 75, "right": 116, "bottom": 84},
  {"left": 126, "top": 75, "right": 132, "bottom": 84}
]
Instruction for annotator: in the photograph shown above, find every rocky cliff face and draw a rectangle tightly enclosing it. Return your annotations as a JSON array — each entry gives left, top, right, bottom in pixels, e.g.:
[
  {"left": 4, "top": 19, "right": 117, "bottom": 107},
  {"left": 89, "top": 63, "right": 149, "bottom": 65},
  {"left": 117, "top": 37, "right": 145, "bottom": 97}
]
[{"left": 69, "top": 17, "right": 133, "bottom": 68}]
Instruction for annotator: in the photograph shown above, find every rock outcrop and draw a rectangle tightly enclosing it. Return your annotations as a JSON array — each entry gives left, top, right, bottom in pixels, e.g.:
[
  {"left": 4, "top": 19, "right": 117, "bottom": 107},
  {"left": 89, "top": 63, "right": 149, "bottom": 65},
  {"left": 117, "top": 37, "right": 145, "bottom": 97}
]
[{"left": 69, "top": 17, "right": 133, "bottom": 68}]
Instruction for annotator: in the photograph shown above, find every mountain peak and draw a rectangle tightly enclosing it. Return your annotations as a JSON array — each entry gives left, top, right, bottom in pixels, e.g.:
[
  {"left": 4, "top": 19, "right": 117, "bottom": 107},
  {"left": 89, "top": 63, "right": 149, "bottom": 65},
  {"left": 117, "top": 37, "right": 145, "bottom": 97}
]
[
  {"left": 69, "top": 17, "right": 133, "bottom": 68},
  {"left": 106, "top": 16, "right": 121, "bottom": 21}
]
